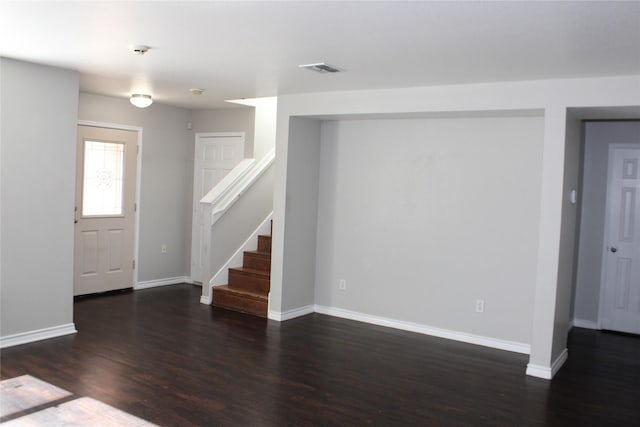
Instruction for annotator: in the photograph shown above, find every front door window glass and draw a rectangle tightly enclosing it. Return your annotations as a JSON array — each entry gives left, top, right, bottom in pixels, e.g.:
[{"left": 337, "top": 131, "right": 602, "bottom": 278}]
[{"left": 82, "top": 140, "right": 125, "bottom": 216}]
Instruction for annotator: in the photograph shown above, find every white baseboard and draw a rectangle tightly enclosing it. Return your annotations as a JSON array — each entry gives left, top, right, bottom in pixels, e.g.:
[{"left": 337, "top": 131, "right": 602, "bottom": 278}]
[
  {"left": 552, "top": 348, "right": 569, "bottom": 376},
  {"left": 250, "top": 300, "right": 534, "bottom": 356},
  {"left": 1, "top": 323, "right": 77, "bottom": 349},
  {"left": 268, "top": 305, "right": 315, "bottom": 321},
  {"left": 525, "top": 364, "right": 551, "bottom": 379},
  {"left": 572, "top": 318, "right": 598, "bottom": 330},
  {"left": 309, "top": 305, "right": 530, "bottom": 354},
  {"left": 526, "top": 348, "right": 568, "bottom": 380},
  {"left": 135, "top": 276, "right": 192, "bottom": 290},
  {"left": 200, "top": 294, "right": 212, "bottom": 305}
]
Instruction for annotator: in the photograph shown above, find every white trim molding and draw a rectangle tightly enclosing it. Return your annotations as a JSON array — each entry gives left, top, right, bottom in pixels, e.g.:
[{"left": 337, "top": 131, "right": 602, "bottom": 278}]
[
  {"left": 268, "top": 305, "right": 315, "bottom": 321},
  {"left": 268, "top": 303, "right": 530, "bottom": 354},
  {"left": 314, "top": 305, "right": 531, "bottom": 354},
  {"left": 526, "top": 348, "right": 568, "bottom": 380},
  {"left": 572, "top": 318, "right": 598, "bottom": 330},
  {"left": 77, "top": 120, "right": 142, "bottom": 132},
  {"left": 135, "top": 276, "right": 192, "bottom": 291},
  {"left": 1, "top": 323, "right": 77, "bottom": 349},
  {"left": 201, "top": 148, "right": 275, "bottom": 227}
]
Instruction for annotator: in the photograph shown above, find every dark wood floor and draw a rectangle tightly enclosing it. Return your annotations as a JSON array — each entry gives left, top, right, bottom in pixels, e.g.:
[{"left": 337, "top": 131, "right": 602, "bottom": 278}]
[{"left": 1, "top": 284, "right": 639, "bottom": 426}]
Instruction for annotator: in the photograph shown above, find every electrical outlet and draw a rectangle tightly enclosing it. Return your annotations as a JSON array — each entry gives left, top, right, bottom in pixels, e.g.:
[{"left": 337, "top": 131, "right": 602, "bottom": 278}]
[
  {"left": 161, "top": 244, "right": 167, "bottom": 254},
  {"left": 339, "top": 279, "right": 346, "bottom": 291},
  {"left": 476, "top": 299, "right": 484, "bottom": 313}
]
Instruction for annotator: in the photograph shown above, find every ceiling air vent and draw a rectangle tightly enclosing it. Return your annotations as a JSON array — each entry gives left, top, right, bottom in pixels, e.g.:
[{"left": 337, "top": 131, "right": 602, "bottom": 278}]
[{"left": 298, "top": 63, "right": 342, "bottom": 73}]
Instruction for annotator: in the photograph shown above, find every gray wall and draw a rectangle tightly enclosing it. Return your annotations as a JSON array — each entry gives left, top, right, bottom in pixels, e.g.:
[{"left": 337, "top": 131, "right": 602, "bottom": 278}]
[
  {"left": 209, "top": 164, "right": 274, "bottom": 280},
  {"left": 280, "top": 118, "right": 322, "bottom": 311},
  {"left": 189, "top": 107, "right": 255, "bottom": 157},
  {"left": 78, "top": 93, "right": 192, "bottom": 282},
  {"left": 574, "top": 121, "right": 640, "bottom": 324},
  {"left": 551, "top": 112, "right": 583, "bottom": 359},
  {"left": 1, "top": 58, "right": 79, "bottom": 336},
  {"left": 314, "top": 116, "right": 544, "bottom": 344}
]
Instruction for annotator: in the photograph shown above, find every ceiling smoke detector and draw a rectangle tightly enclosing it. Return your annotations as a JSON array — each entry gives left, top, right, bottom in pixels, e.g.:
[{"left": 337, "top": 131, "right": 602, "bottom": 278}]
[
  {"left": 129, "top": 45, "right": 151, "bottom": 55},
  {"left": 298, "top": 63, "right": 343, "bottom": 73},
  {"left": 190, "top": 88, "right": 205, "bottom": 95}
]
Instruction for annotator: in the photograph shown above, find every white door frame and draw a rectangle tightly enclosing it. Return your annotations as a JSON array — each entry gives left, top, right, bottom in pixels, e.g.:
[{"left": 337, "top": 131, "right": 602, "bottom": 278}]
[
  {"left": 597, "top": 142, "right": 639, "bottom": 330},
  {"left": 77, "top": 120, "right": 143, "bottom": 288}
]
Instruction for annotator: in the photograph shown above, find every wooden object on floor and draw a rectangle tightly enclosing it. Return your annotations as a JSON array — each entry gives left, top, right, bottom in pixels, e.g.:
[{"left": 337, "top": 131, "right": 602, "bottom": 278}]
[{"left": 212, "top": 233, "right": 271, "bottom": 317}]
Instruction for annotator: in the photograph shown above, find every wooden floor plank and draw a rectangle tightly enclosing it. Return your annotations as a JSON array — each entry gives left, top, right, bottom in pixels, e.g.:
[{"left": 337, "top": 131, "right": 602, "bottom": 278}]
[{"left": 1, "top": 284, "right": 639, "bottom": 426}]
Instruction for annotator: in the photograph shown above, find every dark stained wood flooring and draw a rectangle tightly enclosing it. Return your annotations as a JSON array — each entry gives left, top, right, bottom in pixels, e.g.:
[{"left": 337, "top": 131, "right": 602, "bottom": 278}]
[{"left": 1, "top": 284, "right": 639, "bottom": 426}]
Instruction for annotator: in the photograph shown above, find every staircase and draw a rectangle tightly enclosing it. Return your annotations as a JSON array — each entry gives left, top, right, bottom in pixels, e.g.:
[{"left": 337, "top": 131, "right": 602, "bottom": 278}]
[{"left": 212, "top": 227, "right": 271, "bottom": 317}]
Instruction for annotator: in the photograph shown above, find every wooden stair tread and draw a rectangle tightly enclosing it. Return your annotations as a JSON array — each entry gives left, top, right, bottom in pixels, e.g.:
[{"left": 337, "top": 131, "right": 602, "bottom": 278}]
[
  {"left": 229, "top": 267, "right": 270, "bottom": 278},
  {"left": 213, "top": 285, "right": 268, "bottom": 300},
  {"left": 212, "top": 285, "right": 268, "bottom": 317},
  {"left": 244, "top": 250, "right": 271, "bottom": 257}
]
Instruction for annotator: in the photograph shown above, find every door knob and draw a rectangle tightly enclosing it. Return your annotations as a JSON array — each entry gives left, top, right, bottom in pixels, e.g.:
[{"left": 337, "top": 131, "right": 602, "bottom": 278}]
[{"left": 611, "top": 247, "right": 617, "bottom": 253}]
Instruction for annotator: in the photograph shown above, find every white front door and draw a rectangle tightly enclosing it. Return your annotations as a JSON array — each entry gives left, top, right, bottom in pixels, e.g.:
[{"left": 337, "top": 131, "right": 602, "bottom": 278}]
[
  {"left": 600, "top": 144, "right": 640, "bottom": 334},
  {"left": 191, "top": 133, "right": 244, "bottom": 282},
  {"left": 74, "top": 125, "right": 138, "bottom": 295}
]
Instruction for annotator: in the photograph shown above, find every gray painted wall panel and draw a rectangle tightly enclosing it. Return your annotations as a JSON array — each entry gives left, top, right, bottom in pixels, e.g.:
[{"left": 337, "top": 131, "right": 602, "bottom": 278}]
[
  {"left": 552, "top": 113, "right": 582, "bottom": 359},
  {"left": 1, "top": 58, "right": 79, "bottom": 336},
  {"left": 189, "top": 108, "right": 255, "bottom": 158},
  {"left": 280, "top": 118, "right": 322, "bottom": 311},
  {"left": 314, "top": 116, "right": 544, "bottom": 343}
]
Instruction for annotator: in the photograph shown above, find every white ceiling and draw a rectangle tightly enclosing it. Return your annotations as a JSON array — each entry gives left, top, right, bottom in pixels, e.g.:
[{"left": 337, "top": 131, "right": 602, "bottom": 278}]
[{"left": 2, "top": 1, "right": 639, "bottom": 110}]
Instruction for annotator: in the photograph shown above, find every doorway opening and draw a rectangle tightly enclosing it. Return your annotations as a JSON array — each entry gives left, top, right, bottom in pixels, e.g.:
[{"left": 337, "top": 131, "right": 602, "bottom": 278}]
[{"left": 572, "top": 118, "right": 640, "bottom": 335}]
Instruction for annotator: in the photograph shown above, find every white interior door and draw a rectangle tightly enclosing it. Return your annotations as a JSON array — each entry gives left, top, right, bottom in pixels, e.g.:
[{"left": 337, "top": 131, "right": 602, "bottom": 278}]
[
  {"left": 600, "top": 144, "right": 640, "bottom": 334},
  {"left": 191, "top": 133, "right": 244, "bottom": 282},
  {"left": 74, "top": 125, "right": 138, "bottom": 296}
]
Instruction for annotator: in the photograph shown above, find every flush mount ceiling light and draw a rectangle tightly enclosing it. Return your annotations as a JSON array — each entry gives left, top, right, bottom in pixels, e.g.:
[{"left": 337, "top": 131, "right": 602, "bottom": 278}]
[
  {"left": 190, "top": 88, "right": 205, "bottom": 95},
  {"left": 130, "top": 94, "right": 153, "bottom": 108},
  {"left": 298, "top": 62, "right": 343, "bottom": 73}
]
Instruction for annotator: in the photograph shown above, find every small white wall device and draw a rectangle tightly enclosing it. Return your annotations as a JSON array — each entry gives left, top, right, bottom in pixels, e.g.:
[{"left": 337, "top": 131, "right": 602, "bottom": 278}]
[{"left": 570, "top": 189, "right": 578, "bottom": 205}]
